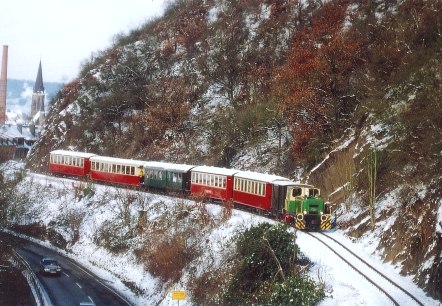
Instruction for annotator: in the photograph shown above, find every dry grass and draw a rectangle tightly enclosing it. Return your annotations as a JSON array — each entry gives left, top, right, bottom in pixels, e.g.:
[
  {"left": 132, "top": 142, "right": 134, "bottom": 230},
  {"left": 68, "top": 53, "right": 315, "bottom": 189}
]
[
  {"left": 139, "top": 234, "right": 199, "bottom": 283},
  {"left": 136, "top": 199, "right": 218, "bottom": 284}
]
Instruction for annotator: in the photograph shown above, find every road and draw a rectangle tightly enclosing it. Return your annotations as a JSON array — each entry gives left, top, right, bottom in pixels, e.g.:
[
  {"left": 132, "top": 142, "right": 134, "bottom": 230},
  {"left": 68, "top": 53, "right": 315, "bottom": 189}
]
[{"left": 12, "top": 237, "right": 132, "bottom": 306}]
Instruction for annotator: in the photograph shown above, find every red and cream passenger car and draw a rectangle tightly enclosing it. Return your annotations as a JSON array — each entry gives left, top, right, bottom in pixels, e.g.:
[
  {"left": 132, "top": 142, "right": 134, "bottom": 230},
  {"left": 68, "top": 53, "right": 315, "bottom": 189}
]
[
  {"left": 233, "top": 171, "right": 295, "bottom": 214},
  {"left": 190, "top": 166, "right": 239, "bottom": 201},
  {"left": 89, "top": 156, "right": 146, "bottom": 186},
  {"left": 49, "top": 150, "right": 96, "bottom": 177}
]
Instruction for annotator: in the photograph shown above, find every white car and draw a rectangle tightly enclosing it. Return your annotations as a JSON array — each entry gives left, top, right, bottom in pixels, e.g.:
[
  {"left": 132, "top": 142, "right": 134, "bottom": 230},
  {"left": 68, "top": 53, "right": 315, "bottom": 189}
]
[{"left": 39, "top": 258, "right": 62, "bottom": 276}]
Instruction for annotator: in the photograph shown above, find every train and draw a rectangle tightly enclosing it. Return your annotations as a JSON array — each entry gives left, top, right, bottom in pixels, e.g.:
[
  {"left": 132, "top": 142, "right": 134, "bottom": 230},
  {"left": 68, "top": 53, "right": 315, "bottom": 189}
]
[{"left": 48, "top": 150, "right": 332, "bottom": 230}]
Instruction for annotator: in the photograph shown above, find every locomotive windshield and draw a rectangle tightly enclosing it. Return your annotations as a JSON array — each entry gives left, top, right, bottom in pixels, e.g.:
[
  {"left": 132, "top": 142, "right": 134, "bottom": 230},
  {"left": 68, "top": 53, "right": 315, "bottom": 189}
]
[
  {"left": 292, "top": 188, "right": 302, "bottom": 197},
  {"left": 308, "top": 188, "right": 320, "bottom": 197}
]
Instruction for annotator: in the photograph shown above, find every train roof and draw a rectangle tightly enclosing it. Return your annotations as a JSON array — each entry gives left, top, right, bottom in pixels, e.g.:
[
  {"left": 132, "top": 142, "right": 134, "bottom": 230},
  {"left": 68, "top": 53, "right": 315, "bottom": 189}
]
[
  {"left": 90, "top": 155, "right": 147, "bottom": 166},
  {"left": 234, "top": 171, "right": 295, "bottom": 185},
  {"left": 50, "top": 150, "right": 97, "bottom": 158},
  {"left": 144, "top": 161, "right": 195, "bottom": 173},
  {"left": 191, "top": 166, "right": 240, "bottom": 176}
]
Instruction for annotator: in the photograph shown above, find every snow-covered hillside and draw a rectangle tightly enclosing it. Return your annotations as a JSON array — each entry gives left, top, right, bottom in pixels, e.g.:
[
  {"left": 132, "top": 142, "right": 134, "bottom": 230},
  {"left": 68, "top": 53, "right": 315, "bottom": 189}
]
[{"left": 1, "top": 162, "right": 439, "bottom": 305}]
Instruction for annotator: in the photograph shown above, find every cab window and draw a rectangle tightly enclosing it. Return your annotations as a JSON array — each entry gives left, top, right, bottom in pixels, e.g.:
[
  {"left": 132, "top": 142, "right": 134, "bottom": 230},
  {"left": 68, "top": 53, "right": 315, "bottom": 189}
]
[
  {"left": 309, "top": 189, "right": 319, "bottom": 197},
  {"left": 292, "top": 188, "right": 302, "bottom": 197}
]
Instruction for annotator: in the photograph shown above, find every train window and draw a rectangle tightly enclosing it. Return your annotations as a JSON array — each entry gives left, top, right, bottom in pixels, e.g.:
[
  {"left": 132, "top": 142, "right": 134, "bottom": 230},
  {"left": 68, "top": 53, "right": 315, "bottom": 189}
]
[
  {"left": 73, "top": 158, "right": 76, "bottom": 167},
  {"left": 292, "top": 188, "right": 302, "bottom": 197},
  {"left": 131, "top": 167, "right": 135, "bottom": 175},
  {"left": 309, "top": 189, "right": 319, "bottom": 197}
]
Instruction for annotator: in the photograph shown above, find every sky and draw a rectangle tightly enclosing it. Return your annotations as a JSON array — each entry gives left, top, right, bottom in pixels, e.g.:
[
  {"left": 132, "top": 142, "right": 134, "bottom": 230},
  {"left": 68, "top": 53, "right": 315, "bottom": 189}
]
[{"left": 0, "top": 0, "right": 169, "bottom": 83}]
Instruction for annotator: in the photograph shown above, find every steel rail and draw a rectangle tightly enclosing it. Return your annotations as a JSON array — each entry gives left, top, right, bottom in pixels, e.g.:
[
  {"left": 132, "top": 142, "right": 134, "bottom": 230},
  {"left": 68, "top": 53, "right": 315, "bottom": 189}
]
[
  {"left": 318, "top": 232, "right": 424, "bottom": 306},
  {"left": 305, "top": 231, "right": 400, "bottom": 306}
]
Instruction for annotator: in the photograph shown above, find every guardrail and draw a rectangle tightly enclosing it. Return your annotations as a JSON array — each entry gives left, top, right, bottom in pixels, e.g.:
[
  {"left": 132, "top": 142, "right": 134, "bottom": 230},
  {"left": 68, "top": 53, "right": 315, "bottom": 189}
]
[{"left": 11, "top": 250, "right": 53, "bottom": 306}]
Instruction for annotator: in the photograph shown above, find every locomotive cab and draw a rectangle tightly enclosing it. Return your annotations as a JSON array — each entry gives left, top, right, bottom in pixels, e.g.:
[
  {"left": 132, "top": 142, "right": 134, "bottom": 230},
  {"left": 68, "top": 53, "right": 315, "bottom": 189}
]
[{"left": 284, "top": 185, "right": 331, "bottom": 230}]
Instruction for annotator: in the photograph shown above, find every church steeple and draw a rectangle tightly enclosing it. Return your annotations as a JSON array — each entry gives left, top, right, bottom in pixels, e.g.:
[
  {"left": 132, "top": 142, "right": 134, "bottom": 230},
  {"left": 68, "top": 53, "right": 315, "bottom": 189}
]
[
  {"left": 33, "top": 60, "right": 44, "bottom": 93},
  {"left": 31, "top": 60, "right": 46, "bottom": 125}
]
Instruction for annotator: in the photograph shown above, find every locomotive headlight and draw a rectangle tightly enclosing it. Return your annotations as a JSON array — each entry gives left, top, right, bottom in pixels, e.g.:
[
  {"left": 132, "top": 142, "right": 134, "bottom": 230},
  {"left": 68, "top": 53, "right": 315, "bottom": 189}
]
[
  {"left": 320, "top": 211, "right": 323, "bottom": 215},
  {"left": 303, "top": 210, "right": 307, "bottom": 215}
]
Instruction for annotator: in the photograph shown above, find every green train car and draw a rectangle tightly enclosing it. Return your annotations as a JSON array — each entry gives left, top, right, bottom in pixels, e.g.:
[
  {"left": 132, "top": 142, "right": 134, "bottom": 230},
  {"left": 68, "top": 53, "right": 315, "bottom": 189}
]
[
  {"left": 283, "top": 184, "right": 331, "bottom": 230},
  {"left": 143, "top": 162, "right": 194, "bottom": 192}
]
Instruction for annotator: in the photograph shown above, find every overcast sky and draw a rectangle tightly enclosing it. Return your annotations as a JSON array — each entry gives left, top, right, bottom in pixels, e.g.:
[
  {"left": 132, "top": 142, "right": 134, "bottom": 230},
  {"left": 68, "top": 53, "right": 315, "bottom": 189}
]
[{"left": 0, "top": 0, "right": 168, "bottom": 83}]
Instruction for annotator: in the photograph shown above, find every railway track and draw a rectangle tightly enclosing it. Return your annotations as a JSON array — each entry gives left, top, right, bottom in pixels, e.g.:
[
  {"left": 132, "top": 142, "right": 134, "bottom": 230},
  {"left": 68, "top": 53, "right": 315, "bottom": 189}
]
[{"left": 305, "top": 231, "right": 424, "bottom": 306}]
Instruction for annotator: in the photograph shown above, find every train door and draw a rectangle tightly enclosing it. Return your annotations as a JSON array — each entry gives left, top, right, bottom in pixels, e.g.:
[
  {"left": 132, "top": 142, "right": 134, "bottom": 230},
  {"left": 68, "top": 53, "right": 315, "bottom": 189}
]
[{"left": 271, "top": 184, "right": 288, "bottom": 218}]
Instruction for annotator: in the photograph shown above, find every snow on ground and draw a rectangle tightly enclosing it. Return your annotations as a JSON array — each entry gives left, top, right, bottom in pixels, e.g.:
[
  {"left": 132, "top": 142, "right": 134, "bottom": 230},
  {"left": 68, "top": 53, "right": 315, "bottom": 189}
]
[
  {"left": 1, "top": 162, "right": 440, "bottom": 305},
  {"left": 300, "top": 229, "right": 439, "bottom": 306}
]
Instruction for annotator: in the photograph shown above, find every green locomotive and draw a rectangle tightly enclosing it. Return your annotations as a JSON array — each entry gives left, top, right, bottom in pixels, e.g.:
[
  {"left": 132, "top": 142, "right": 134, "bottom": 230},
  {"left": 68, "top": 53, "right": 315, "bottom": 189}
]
[{"left": 283, "top": 184, "right": 331, "bottom": 230}]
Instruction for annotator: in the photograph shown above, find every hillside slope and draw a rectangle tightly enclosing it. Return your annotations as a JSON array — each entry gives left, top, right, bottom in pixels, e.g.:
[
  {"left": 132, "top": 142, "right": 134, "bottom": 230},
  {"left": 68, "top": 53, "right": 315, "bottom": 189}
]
[{"left": 27, "top": 0, "right": 441, "bottom": 300}]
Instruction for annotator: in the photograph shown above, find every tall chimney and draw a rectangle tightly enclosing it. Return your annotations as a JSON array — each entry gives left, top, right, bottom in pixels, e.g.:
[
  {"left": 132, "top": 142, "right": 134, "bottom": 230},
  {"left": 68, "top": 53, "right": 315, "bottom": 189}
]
[{"left": 0, "top": 45, "right": 8, "bottom": 125}]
